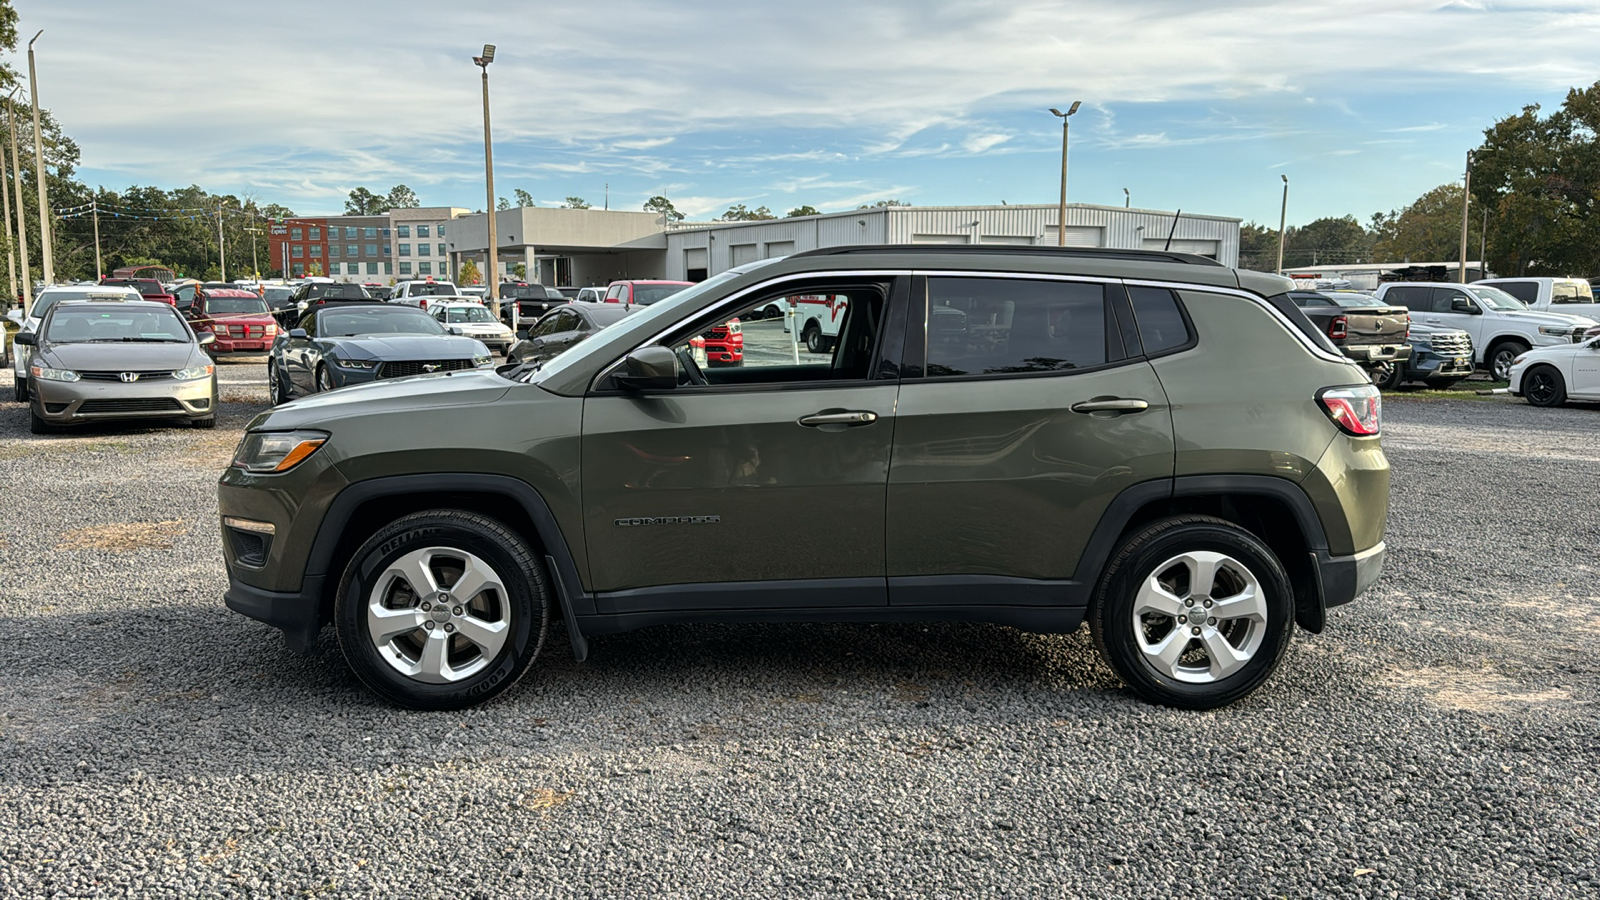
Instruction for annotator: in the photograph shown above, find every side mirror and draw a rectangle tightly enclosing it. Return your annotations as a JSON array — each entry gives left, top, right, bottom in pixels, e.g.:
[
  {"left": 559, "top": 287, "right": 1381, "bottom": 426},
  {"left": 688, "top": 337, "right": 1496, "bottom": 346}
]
[
  {"left": 197, "top": 332, "right": 216, "bottom": 346},
  {"left": 289, "top": 328, "right": 308, "bottom": 339},
  {"left": 615, "top": 346, "right": 678, "bottom": 391},
  {"left": 448, "top": 325, "right": 464, "bottom": 336},
  {"left": 1451, "top": 298, "right": 1478, "bottom": 314},
  {"left": 14, "top": 331, "right": 35, "bottom": 346}
]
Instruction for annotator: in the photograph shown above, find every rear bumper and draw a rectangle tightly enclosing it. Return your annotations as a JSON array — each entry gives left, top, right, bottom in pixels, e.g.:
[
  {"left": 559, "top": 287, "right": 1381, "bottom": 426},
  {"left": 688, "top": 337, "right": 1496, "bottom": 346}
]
[
  {"left": 224, "top": 575, "right": 326, "bottom": 655},
  {"left": 1317, "top": 542, "right": 1385, "bottom": 609},
  {"left": 1345, "top": 344, "right": 1413, "bottom": 363}
]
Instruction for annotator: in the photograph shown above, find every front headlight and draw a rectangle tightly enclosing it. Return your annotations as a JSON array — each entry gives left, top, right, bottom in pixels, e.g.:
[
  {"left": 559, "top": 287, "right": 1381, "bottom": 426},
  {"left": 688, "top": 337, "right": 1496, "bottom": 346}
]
[
  {"left": 1511, "top": 354, "right": 1528, "bottom": 367},
  {"left": 31, "top": 365, "right": 80, "bottom": 382},
  {"left": 231, "top": 430, "right": 330, "bottom": 473},
  {"left": 473, "top": 355, "right": 493, "bottom": 368},
  {"left": 332, "top": 357, "right": 376, "bottom": 369},
  {"left": 172, "top": 364, "right": 215, "bottom": 381},
  {"left": 1537, "top": 325, "right": 1572, "bottom": 337}
]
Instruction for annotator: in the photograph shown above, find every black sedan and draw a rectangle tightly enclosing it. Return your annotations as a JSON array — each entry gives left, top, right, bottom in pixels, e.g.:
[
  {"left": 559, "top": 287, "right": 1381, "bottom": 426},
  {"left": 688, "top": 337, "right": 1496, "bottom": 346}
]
[
  {"left": 506, "top": 303, "right": 635, "bottom": 367},
  {"left": 268, "top": 303, "right": 493, "bottom": 405}
]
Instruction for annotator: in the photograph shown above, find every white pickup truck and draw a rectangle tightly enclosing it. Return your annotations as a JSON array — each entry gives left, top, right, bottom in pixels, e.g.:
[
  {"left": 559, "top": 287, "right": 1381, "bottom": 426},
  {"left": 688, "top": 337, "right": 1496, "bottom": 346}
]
[
  {"left": 1473, "top": 277, "right": 1600, "bottom": 321},
  {"left": 1372, "top": 281, "right": 1598, "bottom": 380}
]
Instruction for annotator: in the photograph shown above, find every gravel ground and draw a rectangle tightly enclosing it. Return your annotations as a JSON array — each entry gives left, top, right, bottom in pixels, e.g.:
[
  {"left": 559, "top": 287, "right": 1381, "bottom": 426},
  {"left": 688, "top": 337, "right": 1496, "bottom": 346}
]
[{"left": 0, "top": 363, "right": 1596, "bottom": 899}]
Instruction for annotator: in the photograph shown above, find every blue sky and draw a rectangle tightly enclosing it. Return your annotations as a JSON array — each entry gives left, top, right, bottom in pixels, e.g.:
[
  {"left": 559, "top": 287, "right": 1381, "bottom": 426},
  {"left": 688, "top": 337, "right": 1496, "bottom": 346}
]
[{"left": 21, "top": 0, "right": 1599, "bottom": 226}]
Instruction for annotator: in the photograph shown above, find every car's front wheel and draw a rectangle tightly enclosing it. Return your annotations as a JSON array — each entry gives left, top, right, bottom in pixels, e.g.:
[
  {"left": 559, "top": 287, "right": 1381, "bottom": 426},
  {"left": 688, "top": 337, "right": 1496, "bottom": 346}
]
[
  {"left": 1091, "top": 515, "right": 1294, "bottom": 710},
  {"left": 1370, "top": 361, "right": 1402, "bottom": 392},
  {"left": 1490, "top": 341, "right": 1528, "bottom": 381},
  {"left": 268, "top": 361, "right": 290, "bottom": 405},
  {"left": 335, "top": 510, "right": 550, "bottom": 710},
  {"left": 14, "top": 376, "right": 27, "bottom": 403},
  {"left": 1523, "top": 365, "right": 1567, "bottom": 408},
  {"left": 316, "top": 364, "right": 335, "bottom": 393}
]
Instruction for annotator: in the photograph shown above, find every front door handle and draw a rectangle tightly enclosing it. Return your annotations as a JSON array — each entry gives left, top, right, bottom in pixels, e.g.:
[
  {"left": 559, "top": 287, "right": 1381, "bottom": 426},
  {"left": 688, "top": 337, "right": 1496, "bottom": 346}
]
[
  {"left": 1070, "top": 398, "right": 1149, "bottom": 414},
  {"left": 798, "top": 410, "right": 878, "bottom": 427}
]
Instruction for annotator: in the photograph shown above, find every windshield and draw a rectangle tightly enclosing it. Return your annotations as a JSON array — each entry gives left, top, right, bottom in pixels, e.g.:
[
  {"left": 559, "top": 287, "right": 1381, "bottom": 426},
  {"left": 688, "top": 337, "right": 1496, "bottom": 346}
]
[
  {"left": 444, "top": 306, "right": 495, "bottom": 324},
  {"left": 263, "top": 287, "right": 294, "bottom": 302},
  {"left": 529, "top": 268, "right": 758, "bottom": 384},
  {"left": 309, "top": 284, "right": 370, "bottom": 300},
  {"left": 32, "top": 291, "right": 136, "bottom": 318},
  {"left": 1465, "top": 285, "right": 1526, "bottom": 310},
  {"left": 412, "top": 283, "right": 458, "bottom": 296},
  {"left": 320, "top": 308, "right": 444, "bottom": 337},
  {"left": 632, "top": 285, "right": 691, "bottom": 306},
  {"left": 1325, "top": 292, "right": 1387, "bottom": 308},
  {"left": 208, "top": 298, "right": 270, "bottom": 315},
  {"left": 1552, "top": 280, "right": 1595, "bottom": 303},
  {"left": 46, "top": 308, "right": 189, "bottom": 343},
  {"left": 500, "top": 286, "right": 545, "bottom": 300}
]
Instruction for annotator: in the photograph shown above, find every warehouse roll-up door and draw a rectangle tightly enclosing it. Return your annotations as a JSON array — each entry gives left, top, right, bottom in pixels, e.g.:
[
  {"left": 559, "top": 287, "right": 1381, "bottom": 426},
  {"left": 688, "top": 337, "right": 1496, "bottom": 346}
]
[
  {"left": 1144, "top": 238, "right": 1219, "bottom": 258},
  {"left": 731, "top": 243, "right": 758, "bottom": 266},
  {"left": 911, "top": 234, "right": 970, "bottom": 244},
  {"left": 1042, "top": 226, "right": 1103, "bottom": 247},
  {"left": 684, "top": 247, "right": 708, "bottom": 282},
  {"left": 764, "top": 241, "right": 795, "bottom": 258}
]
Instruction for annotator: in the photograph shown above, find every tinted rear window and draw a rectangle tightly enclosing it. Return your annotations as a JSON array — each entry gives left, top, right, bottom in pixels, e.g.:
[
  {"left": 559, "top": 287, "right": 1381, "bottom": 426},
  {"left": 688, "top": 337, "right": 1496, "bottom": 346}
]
[{"left": 926, "top": 277, "right": 1109, "bottom": 376}]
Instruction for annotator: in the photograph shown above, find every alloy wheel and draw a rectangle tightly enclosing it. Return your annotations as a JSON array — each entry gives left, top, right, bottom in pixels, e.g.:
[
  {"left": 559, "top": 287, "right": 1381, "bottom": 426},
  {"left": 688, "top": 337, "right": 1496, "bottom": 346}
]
[
  {"left": 1132, "top": 550, "right": 1268, "bottom": 684},
  {"left": 366, "top": 547, "right": 511, "bottom": 684}
]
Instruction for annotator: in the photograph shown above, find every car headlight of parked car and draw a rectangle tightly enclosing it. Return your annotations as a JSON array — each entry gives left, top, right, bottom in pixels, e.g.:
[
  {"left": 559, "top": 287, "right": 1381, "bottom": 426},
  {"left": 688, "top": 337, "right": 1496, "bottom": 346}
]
[
  {"left": 172, "top": 364, "right": 215, "bottom": 381},
  {"left": 31, "top": 365, "right": 80, "bottom": 383},
  {"left": 232, "top": 430, "right": 330, "bottom": 473},
  {"left": 1537, "top": 325, "right": 1572, "bottom": 337},
  {"left": 473, "top": 355, "right": 493, "bottom": 368},
  {"left": 332, "top": 358, "right": 376, "bottom": 369}
]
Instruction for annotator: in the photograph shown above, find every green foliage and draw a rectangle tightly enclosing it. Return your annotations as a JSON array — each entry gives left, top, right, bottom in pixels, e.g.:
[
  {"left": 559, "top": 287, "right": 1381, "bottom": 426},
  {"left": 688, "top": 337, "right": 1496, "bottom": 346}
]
[
  {"left": 643, "top": 195, "right": 684, "bottom": 221},
  {"left": 786, "top": 205, "right": 821, "bottom": 218},
  {"left": 718, "top": 204, "right": 775, "bottom": 221},
  {"left": 1237, "top": 223, "right": 1280, "bottom": 272},
  {"left": 562, "top": 196, "right": 591, "bottom": 209},
  {"left": 857, "top": 199, "right": 909, "bottom": 209},
  {"left": 459, "top": 259, "right": 482, "bottom": 285},
  {"left": 497, "top": 197, "right": 511, "bottom": 211},
  {"left": 385, "top": 184, "right": 419, "bottom": 209},
  {"left": 1370, "top": 184, "right": 1482, "bottom": 264},
  {"left": 1471, "top": 82, "right": 1600, "bottom": 276},
  {"left": 512, "top": 262, "right": 527, "bottom": 280},
  {"left": 345, "top": 187, "right": 385, "bottom": 215},
  {"left": 1283, "top": 215, "right": 1374, "bottom": 267},
  {"left": 513, "top": 189, "right": 534, "bottom": 208}
]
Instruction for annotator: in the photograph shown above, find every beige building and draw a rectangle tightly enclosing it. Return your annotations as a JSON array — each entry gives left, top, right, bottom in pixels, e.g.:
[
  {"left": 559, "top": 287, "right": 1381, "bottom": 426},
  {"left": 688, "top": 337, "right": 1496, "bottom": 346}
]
[{"left": 446, "top": 207, "right": 668, "bottom": 287}]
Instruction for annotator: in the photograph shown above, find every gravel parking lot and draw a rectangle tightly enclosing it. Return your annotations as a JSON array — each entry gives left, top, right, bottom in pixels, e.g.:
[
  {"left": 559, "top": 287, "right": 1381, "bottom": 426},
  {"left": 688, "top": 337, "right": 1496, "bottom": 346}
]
[{"left": 1, "top": 361, "right": 1596, "bottom": 898}]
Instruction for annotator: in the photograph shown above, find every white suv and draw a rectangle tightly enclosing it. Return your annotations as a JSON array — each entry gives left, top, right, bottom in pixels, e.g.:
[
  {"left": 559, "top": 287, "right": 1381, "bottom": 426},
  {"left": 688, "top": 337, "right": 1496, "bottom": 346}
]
[{"left": 1372, "top": 282, "right": 1598, "bottom": 380}]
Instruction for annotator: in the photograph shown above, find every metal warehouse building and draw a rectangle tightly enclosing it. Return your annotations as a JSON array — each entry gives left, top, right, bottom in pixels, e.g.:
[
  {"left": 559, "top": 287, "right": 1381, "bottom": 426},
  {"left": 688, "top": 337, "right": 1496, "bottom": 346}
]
[{"left": 665, "top": 204, "right": 1241, "bottom": 281}]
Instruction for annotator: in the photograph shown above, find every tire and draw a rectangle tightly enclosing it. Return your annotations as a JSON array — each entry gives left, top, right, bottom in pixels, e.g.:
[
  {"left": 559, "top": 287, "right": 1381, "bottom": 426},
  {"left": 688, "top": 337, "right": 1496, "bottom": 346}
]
[
  {"left": 1489, "top": 341, "right": 1528, "bottom": 382},
  {"left": 191, "top": 415, "right": 217, "bottom": 429},
  {"left": 1523, "top": 365, "right": 1567, "bottom": 408},
  {"left": 316, "top": 364, "right": 335, "bottom": 394},
  {"left": 803, "top": 321, "right": 824, "bottom": 354},
  {"left": 1090, "top": 515, "right": 1295, "bottom": 710},
  {"left": 29, "top": 409, "right": 53, "bottom": 435},
  {"left": 334, "top": 510, "right": 550, "bottom": 710},
  {"left": 13, "top": 377, "right": 26, "bottom": 403},
  {"left": 1370, "top": 361, "right": 1403, "bottom": 392},
  {"left": 268, "top": 361, "right": 290, "bottom": 405}
]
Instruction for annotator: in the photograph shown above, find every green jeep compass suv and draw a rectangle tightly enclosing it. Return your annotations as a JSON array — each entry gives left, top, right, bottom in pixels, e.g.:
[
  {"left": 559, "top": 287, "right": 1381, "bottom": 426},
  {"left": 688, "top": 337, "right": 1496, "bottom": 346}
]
[{"left": 220, "top": 247, "right": 1388, "bottom": 711}]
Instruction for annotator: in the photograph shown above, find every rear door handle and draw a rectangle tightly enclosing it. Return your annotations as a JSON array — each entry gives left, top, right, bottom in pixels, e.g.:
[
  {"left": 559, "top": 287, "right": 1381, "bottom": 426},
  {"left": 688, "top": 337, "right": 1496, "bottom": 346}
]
[
  {"left": 798, "top": 410, "right": 878, "bottom": 427},
  {"left": 1070, "top": 398, "right": 1149, "bottom": 414}
]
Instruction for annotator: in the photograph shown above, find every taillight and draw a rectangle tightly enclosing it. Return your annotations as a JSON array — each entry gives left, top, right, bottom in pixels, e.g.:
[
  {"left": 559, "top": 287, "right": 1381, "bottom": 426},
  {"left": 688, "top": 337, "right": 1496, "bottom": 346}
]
[
  {"left": 1327, "top": 315, "right": 1347, "bottom": 341},
  {"left": 1318, "top": 385, "right": 1381, "bottom": 436}
]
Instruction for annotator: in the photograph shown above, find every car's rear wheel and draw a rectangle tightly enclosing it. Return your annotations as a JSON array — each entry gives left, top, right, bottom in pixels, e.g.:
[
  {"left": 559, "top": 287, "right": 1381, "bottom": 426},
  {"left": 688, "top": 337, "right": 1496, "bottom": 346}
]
[
  {"left": 316, "top": 364, "right": 335, "bottom": 393},
  {"left": 1523, "top": 365, "right": 1567, "bottom": 408},
  {"left": 803, "top": 321, "right": 825, "bottom": 354},
  {"left": 1489, "top": 341, "right": 1527, "bottom": 381},
  {"left": 1091, "top": 515, "right": 1294, "bottom": 710},
  {"left": 1370, "top": 361, "right": 1402, "bottom": 392},
  {"left": 335, "top": 510, "right": 550, "bottom": 710}
]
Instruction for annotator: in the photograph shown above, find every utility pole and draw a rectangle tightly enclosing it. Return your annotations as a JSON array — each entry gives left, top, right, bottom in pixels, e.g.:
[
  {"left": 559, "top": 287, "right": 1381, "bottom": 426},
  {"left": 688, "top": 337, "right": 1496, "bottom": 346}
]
[
  {"left": 92, "top": 199, "right": 102, "bottom": 280},
  {"left": 7, "top": 93, "right": 31, "bottom": 313},
  {"left": 0, "top": 110, "right": 14, "bottom": 303},
  {"left": 1458, "top": 150, "right": 1472, "bottom": 284},
  {"left": 473, "top": 44, "right": 500, "bottom": 315},
  {"left": 1479, "top": 205, "right": 1488, "bottom": 278},
  {"left": 1049, "top": 102, "right": 1081, "bottom": 246},
  {"left": 217, "top": 203, "right": 227, "bottom": 282},
  {"left": 28, "top": 31, "right": 53, "bottom": 287},
  {"left": 1275, "top": 174, "right": 1289, "bottom": 276},
  {"left": 247, "top": 210, "right": 260, "bottom": 279}
]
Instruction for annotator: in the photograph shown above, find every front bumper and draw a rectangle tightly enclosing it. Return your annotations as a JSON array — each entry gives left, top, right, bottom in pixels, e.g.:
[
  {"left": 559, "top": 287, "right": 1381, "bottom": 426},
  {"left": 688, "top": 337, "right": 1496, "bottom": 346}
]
[
  {"left": 225, "top": 576, "right": 327, "bottom": 655},
  {"left": 32, "top": 375, "right": 216, "bottom": 423},
  {"left": 210, "top": 338, "right": 274, "bottom": 354}
]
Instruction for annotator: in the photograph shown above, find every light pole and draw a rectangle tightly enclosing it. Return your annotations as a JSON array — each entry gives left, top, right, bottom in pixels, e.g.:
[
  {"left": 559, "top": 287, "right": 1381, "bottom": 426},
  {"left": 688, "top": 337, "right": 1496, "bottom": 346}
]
[
  {"left": 28, "top": 30, "right": 53, "bottom": 286},
  {"left": 7, "top": 89, "right": 31, "bottom": 312},
  {"left": 1275, "top": 174, "right": 1289, "bottom": 275},
  {"left": 473, "top": 44, "right": 500, "bottom": 317},
  {"left": 1458, "top": 150, "right": 1473, "bottom": 283},
  {"left": 1123, "top": 187, "right": 1130, "bottom": 209},
  {"left": 1049, "top": 102, "right": 1081, "bottom": 246},
  {"left": 0, "top": 90, "right": 15, "bottom": 302},
  {"left": 217, "top": 203, "right": 227, "bottom": 282}
]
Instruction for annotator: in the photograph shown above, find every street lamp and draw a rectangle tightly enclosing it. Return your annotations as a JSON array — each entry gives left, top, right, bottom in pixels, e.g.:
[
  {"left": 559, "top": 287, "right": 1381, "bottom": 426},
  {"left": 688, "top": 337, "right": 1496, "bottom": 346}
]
[
  {"left": 1123, "top": 187, "right": 1130, "bottom": 209},
  {"left": 28, "top": 30, "right": 52, "bottom": 286},
  {"left": 1049, "top": 102, "right": 1081, "bottom": 246},
  {"left": 1275, "top": 174, "right": 1289, "bottom": 275},
  {"left": 1458, "top": 150, "right": 1473, "bottom": 283},
  {"left": 473, "top": 43, "right": 500, "bottom": 315},
  {"left": 6, "top": 87, "right": 31, "bottom": 311}
]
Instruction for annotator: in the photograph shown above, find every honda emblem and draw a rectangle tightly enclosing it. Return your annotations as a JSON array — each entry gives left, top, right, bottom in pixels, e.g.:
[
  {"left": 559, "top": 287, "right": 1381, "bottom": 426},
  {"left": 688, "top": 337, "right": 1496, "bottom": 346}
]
[{"left": 119, "top": 372, "right": 139, "bottom": 383}]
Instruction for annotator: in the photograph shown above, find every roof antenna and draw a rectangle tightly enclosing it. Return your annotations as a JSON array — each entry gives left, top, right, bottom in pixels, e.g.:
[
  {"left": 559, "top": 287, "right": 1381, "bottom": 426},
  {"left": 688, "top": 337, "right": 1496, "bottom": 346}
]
[{"left": 1163, "top": 209, "right": 1182, "bottom": 251}]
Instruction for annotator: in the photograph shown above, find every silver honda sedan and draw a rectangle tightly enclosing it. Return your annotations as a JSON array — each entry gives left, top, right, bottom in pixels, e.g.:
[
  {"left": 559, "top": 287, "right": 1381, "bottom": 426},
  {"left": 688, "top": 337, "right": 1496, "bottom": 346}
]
[{"left": 16, "top": 300, "right": 220, "bottom": 433}]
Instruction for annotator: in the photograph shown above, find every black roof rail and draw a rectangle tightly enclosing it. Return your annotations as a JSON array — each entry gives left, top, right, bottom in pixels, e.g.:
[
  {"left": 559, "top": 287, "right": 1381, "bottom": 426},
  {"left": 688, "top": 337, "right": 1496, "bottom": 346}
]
[{"left": 788, "top": 244, "right": 1227, "bottom": 267}]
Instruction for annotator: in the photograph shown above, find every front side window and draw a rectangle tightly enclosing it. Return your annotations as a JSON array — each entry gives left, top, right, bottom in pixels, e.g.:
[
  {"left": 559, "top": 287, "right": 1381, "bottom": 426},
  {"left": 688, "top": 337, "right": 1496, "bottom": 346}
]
[
  {"left": 925, "top": 277, "right": 1109, "bottom": 377},
  {"left": 1465, "top": 285, "right": 1526, "bottom": 310},
  {"left": 660, "top": 282, "right": 888, "bottom": 384}
]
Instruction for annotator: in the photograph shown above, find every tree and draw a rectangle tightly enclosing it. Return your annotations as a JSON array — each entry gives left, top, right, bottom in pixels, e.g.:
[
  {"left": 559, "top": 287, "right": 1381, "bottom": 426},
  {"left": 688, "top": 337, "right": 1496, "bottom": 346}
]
[
  {"left": 1470, "top": 82, "right": 1600, "bottom": 276},
  {"left": 1282, "top": 215, "right": 1374, "bottom": 267},
  {"left": 497, "top": 196, "right": 511, "bottom": 211},
  {"left": 1370, "top": 184, "right": 1483, "bottom": 264},
  {"left": 718, "top": 204, "right": 776, "bottom": 221},
  {"left": 385, "top": 184, "right": 419, "bottom": 209},
  {"left": 643, "top": 195, "right": 685, "bottom": 222},
  {"left": 513, "top": 189, "right": 534, "bottom": 208},
  {"left": 345, "top": 187, "right": 387, "bottom": 215},
  {"left": 562, "top": 196, "right": 591, "bottom": 209},
  {"left": 786, "top": 205, "right": 821, "bottom": 218},
  {"left": 1236, "top": 223, "right": 1280, "bottom": 272},
  {"left": 459, "top": 259, "right": 482, "bottom": 285},
  {"left": 306, "top": 261, "right": 323, "bottom": 277},
  {"left": 512, "top": 262, "right": 527, "bottom": 280},
  {"left": 857, "top": 199, "right": 909, "bottom": 209}
]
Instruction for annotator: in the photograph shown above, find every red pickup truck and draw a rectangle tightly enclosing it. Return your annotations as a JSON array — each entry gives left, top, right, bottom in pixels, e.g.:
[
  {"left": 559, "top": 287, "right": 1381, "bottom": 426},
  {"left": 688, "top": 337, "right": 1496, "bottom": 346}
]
[
  {"left": 100, "top": 277, "right": 177, "bottom": 306},
  {"left": 186, "top": 289, "right": 278, "bottom": 355}
]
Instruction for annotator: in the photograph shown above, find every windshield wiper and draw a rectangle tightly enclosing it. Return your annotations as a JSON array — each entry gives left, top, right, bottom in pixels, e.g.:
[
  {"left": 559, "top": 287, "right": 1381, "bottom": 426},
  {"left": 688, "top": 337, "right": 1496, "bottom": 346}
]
[{"left": 87, "top": 337, "right": 186, "bottom": 343}]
